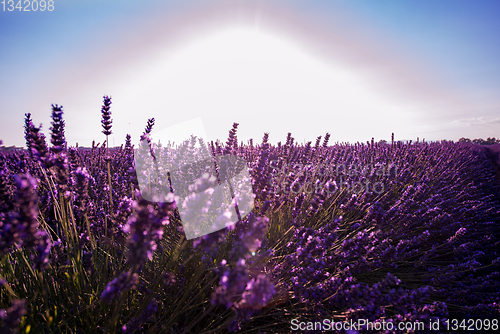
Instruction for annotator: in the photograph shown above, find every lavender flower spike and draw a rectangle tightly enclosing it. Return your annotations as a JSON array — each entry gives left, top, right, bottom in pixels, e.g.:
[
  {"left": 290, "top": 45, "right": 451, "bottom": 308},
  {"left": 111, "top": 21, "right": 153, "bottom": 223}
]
[
  {"left": 24, "top": 113, "right": 35, "bottom": 157},
  {"left": 49, "top": 104, "right": 69, "bottom": 197},
  {"left": 101, "top": 271, "right": 139, "bottom": 302},
  {"left": 101, "top": 95, "right": 113, "bottom": 137},
  {"left": 26, "top": 123, "right": 50, "bottom": 168},
  {"left": 237, "top": 274, "right": 276, "bottom": 320},
  {"left": 122, "top": 194, "right": 174, "bottom": 270},
  {"left": 50, "top": 104, "right": 66, "bottom": 154},
  {"left": 4, "top": 174, "right": 52, "bottom": 271},
  {"left": 0, "top": 174, "right": 39, "bottom": 255}
]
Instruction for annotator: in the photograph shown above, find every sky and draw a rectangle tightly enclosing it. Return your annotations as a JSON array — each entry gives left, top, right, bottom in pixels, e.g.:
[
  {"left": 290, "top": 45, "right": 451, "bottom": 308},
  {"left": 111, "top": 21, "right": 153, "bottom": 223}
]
[{"left": 1, "top": 0, "right": 499, "bottom": 148}]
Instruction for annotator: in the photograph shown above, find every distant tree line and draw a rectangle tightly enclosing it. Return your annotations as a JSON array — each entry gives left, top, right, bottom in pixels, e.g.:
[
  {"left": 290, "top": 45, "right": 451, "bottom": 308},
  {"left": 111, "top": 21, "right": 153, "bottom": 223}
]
[
  {"left": 375, "top": 137, "right": 500, "bottom": 145},
  {"left": 458, "top": 137, "right": 500, "bottom": 145}
]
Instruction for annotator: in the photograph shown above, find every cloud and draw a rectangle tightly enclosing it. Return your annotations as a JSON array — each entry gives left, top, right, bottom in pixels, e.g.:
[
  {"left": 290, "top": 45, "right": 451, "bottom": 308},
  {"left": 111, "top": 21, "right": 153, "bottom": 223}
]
[{"left": 452, "top": 117, "right": 488, "bottom": 127}]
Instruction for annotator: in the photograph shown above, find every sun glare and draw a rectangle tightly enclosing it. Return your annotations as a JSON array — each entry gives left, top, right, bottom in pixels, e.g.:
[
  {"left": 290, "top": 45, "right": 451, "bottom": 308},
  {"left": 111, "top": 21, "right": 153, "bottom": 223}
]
[{"left": 114, "top": 26, "right": 420, "bottom": 144}]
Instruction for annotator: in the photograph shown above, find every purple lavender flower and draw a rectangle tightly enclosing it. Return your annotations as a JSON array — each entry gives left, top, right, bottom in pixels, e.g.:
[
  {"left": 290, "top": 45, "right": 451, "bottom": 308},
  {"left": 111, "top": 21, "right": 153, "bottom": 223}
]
[
  {"left": 101, "top": 271, "right": 139, "bottom": 301},
  {"left": 136, "top": 118, "right": 156, "bottom": 172},
  {"left": 1, "top": 174, "right": 52, "bottom": 270},
  {"left": 72, "top": 166, "right": 91, "bottom": 219},
  {"left": 241, "top": 216, "right": 269, "bottom": 254},
  {"left": 322, "top": 133, "right": 330, "bottom": 148},
  {"left": 251, "top": 133, "right": 271, "bottom": 204},
  {"left": 224, "top": 122, "right": 239, "bottom": 155},
  {"left": 179, "top": 173, "right": 218, "bottom": 239},
  {"left": 101, "top": 95, "right": 113, "bottom": 137},
  {"left": 67, "top": 146, "right": 80, "bottom": 172},
  {"left": 24, "top": 113, "right": 35, "bottom": 158},
  {"left": 50, "top": 104, "right": 66, "bottom": 155},
  {"left": 143, "top": 118, "right": 156, "bottom": 158},
  {"left": 0, "top": 167, "right": 12, "bottom": 214},
  {"left": 447, "top": 227, "right": 467, "bottom": 243},
  {"left": 49, "top": 104, "right": 69, "bottom": 197},
  {"left": 114, "top": 196, "right": 132, "bottom": 226},
  {"left": 14, "top": 174, "right": 41, "bottom": 247},
  {"left": 237, "top": 274, "right": 275, "bottom": 319},
  {"left": 107, "top": 196, "right": 133, "bottom": 245},
  {"left": 192, "top": 228, "right": 228, "bottom": 259},
  {"left": 124, "top": 134, "right": 136, "bottom": 184},
  {"left": 122, "top": 194, "right": 174, "bottom": 271},
  {"left": 212, "top": 259, "right": 250, "bottom": 308},
  {"left": 0, "top": 299, "right": 27, "bottom": 333},
  {"left": 27, "top": 124, "right": 49, "bottom": 168},
  {"left": 33, "top": 230, "right": 52, "bottom": 271},
  {"left": 125, "top": 134, "right": 132, "bottom": 151},
  {"left": 143, "top": 118, "right": 155, "bottom": 136},
  {"left": 1, "top": 175, "right": 35, "bottom": 255},
  {"left": 122, "top": 200, "right": 156, "bottom": 268}
]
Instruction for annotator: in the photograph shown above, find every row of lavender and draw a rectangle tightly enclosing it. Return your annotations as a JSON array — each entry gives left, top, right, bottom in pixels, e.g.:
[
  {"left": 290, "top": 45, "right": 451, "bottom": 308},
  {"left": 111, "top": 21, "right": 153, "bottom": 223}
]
[{"left": 0, "top": 97, "right": 499, "bottom": 333}]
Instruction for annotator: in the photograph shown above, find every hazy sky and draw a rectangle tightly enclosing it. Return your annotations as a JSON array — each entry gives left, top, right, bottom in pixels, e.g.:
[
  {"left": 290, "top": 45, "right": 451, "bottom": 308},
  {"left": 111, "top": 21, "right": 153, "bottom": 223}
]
[{"left": 1, "top": 0, "right": 499, "bottom": 147}]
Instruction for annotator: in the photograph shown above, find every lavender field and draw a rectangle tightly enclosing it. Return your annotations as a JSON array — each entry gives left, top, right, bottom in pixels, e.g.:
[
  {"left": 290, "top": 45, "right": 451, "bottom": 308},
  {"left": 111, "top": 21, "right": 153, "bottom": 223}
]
[{"left": 1, "top": 98, "right": 500, "bottom": 333}]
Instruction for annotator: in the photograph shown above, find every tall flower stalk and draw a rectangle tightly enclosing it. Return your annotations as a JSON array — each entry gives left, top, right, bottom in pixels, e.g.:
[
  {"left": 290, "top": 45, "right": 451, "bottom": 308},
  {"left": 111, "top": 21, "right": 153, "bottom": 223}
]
[
  {"left": 49, "top": 104, "right": 69, "bottom": 197},
  {"left": 24, "top": 113, "right": 35, "bottom": 158},
  {"left": 101, "top": 95, "right": 114, "bottom": 240},
  {"left": 101, "top": 95, "right": 113, "bottom": 143}
]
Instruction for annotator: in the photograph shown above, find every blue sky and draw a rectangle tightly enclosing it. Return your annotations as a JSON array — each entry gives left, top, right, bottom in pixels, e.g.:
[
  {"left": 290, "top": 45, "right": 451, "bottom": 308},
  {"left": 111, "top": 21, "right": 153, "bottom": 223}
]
[{"left": 1, "top": 0, "right": 499, "bottom": 147}]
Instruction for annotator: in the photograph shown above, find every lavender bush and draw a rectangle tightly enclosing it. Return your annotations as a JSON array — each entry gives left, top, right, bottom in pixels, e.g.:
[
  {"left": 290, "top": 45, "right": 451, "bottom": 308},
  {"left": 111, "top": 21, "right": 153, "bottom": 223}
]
[{"left": 0, "top": 97, "right": 499, "bottom": 333}]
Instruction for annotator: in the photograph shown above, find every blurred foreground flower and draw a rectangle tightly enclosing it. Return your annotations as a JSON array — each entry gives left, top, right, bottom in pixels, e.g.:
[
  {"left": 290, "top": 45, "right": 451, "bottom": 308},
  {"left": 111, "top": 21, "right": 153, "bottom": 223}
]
[
  {"left": 0, "top": 299, "right": 27, "bottom": 334},
  {"left": 0, "top": 174, "right": 51, "bottom": 271},
  {"left": 122, "top": 192, "right": 175, "bottom": 271},
  {"left": 101, "top": 271, "right": 139, "bottom": 302}
]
